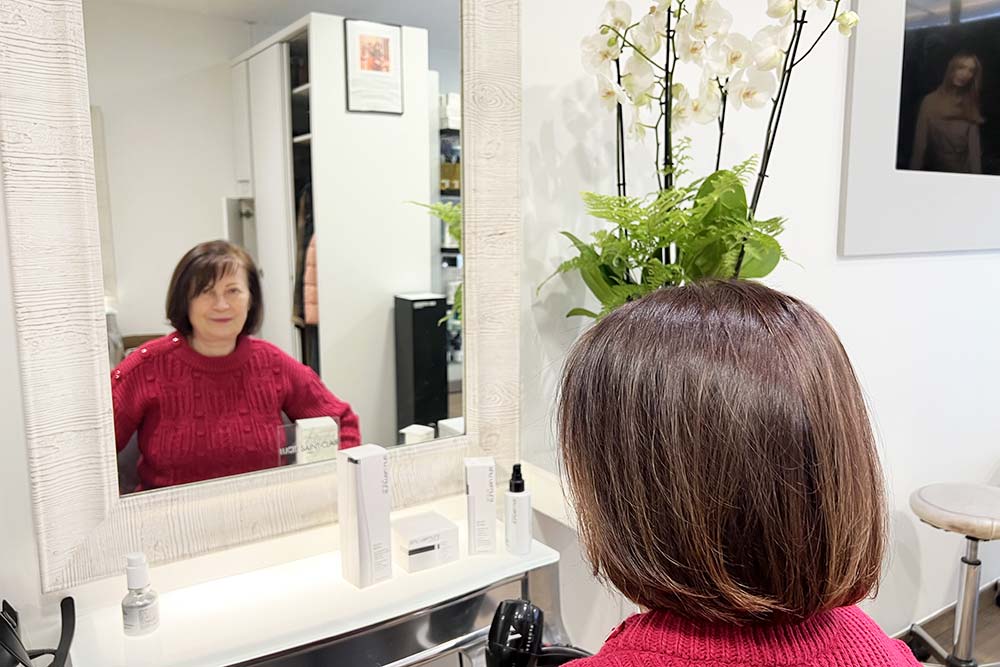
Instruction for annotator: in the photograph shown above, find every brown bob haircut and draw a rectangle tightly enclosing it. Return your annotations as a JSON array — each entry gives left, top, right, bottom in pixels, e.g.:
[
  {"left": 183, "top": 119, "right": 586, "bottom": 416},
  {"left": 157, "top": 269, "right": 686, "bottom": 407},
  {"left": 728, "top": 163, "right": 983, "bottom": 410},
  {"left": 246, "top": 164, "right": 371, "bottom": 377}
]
[
  {"left": 558, "top": 280, "right": 886, "bottom": 625},
  {"left": 165, "top": 240, "right": 262, "bottom": 337}
]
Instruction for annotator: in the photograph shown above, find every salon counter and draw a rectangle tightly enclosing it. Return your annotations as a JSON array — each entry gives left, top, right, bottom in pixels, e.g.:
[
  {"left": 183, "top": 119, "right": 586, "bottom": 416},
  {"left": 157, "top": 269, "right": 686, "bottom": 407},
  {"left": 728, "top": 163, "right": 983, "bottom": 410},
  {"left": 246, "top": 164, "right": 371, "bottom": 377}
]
[{"left": 69, "top": 495, "right": 560, "bottom": 667}]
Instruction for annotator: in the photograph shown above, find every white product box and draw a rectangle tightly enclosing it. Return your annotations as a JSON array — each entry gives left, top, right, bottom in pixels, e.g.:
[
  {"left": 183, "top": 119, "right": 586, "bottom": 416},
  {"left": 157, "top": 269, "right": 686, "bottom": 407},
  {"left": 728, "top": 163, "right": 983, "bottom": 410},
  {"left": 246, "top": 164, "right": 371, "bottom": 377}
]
[
  {"left": 294, "top": 416, "right": 339, "bottom": 464},
  {"left": 391, "top": 511, "right": 459, "bottom": 573},
  {"left": 399, "top": 423, "right": 435, "bottom": 445},
  {"left": 436, "top": 416, "right": 465, "bottom": 439},
  {"left": 338, "top": 444, "right": 392, "bottom": 588},
  {"left": 464, "top": 457, "right": 496, "bottom": 554}
]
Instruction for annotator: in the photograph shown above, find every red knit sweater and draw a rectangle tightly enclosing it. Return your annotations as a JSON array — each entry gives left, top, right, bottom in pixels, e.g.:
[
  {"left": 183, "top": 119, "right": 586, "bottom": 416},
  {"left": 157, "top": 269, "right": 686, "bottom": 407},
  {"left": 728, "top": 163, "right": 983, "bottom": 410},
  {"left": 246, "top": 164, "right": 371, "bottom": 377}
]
[
  {"left": 570, "top": 607, "right": 920, "bottom": 667},
  {"left": 112, "top": 333, "right": 360, "bottom": 490}
]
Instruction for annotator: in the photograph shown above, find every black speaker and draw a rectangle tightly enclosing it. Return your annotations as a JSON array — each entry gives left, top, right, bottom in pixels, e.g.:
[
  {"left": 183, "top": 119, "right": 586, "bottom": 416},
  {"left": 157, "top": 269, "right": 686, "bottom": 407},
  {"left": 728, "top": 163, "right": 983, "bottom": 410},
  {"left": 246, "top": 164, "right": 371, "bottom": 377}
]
[{"left": 394, "top": 294, "right": 448, "bottom": 442}]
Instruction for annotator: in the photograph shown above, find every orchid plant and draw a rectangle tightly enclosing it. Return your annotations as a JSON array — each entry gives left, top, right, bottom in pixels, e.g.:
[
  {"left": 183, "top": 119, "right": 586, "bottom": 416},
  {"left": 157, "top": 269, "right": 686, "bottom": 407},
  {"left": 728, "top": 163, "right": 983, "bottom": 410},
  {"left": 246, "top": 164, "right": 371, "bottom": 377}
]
[{"left": 544, "top": 0, "right": 860, "bottom": 319}]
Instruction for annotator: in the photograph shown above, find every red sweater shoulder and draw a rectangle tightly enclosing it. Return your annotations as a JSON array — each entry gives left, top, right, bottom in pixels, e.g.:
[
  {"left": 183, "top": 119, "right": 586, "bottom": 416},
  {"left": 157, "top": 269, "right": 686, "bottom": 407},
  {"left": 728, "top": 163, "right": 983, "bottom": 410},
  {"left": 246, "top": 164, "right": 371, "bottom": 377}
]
[
  {"left": 242, "top": 337, "right": 362, "bottom": 448},
  {"left": 570, "top": 607, "right": 920, "bottom": 667}
]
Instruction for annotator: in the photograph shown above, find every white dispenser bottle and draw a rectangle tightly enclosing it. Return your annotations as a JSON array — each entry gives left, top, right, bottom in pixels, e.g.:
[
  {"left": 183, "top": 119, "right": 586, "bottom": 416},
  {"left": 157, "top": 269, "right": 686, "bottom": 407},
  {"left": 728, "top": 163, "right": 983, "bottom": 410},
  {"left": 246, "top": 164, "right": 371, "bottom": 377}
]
[
  {"left": 122, "top": 552, "right": 160, "bottom": 636},
  {"left": 504, "top": 464, "right": 532, "bottom": 555}
]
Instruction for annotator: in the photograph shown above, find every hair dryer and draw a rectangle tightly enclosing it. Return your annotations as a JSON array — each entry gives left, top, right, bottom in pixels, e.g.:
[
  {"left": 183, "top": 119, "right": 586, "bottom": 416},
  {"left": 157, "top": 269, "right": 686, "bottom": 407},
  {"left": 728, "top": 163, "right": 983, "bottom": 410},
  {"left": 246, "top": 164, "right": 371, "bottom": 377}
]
[
  {"left": 0, "top": 597, "right": 75, "bottom": 667},
  {"left": 485, "top": 599, "right": 591, "bottom": 667}
]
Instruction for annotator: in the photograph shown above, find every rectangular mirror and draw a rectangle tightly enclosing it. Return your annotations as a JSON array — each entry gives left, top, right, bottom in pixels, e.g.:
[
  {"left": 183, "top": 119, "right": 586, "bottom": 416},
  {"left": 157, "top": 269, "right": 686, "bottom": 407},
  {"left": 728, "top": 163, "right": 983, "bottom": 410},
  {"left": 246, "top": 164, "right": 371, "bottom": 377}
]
[
  {"left": 1, "top": 0, "right": 518, "bottom": 591},
  {"left": 83, "top": 0, "right": 464, "bottom": 494}
]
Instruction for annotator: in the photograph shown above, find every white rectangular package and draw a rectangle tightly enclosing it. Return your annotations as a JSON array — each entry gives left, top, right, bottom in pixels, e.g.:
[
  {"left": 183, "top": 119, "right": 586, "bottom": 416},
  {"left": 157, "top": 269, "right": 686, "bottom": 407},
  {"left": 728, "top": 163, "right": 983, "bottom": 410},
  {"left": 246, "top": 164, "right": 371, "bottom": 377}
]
[
  {"left": 391, "top": 511, "right": 459, "bottom": 573},
  {"left": 294, "top": 416, "right": 339, "bottom": 465},
  {"left": 464, "top": 457, "right": 496, "bottom": 554},
  {"left": 338, "top": 444, "right": 392, "bottom": 588},
  {"left": 436, "top": 416, "right": 465, "bottom": 439}
]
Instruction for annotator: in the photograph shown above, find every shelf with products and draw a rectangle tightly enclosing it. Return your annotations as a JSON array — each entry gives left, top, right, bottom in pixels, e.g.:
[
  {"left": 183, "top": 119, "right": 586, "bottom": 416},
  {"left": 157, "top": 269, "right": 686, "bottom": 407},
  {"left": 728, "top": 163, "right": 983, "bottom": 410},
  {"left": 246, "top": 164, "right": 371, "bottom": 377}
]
[{"left": 439, "top": 128, "right": 460, "bottom": 197}]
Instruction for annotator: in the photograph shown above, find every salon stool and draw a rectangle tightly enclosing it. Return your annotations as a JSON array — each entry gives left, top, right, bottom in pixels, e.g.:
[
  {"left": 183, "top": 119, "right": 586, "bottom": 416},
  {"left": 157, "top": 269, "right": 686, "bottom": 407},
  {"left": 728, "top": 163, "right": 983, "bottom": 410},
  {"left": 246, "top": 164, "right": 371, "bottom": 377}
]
[{"left": 906, "top": 483, "right": 1000, "bottom": 667}]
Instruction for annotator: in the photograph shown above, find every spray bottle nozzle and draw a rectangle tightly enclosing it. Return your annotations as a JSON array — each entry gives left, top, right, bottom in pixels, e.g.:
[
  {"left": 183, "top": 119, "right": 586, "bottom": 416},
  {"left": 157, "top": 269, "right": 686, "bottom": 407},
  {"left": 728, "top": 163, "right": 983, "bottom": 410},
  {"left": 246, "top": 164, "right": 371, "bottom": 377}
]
[{"left": 509, "top": 464, "right": 525, "bottom": 493}]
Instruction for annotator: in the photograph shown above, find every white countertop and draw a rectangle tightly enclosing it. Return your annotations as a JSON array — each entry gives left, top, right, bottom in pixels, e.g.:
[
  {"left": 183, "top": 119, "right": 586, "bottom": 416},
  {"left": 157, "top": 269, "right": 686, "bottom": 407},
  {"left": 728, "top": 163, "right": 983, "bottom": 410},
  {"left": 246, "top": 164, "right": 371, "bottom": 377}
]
[{"left": 70, "top": 495, "right": 559, "bottom": 667}]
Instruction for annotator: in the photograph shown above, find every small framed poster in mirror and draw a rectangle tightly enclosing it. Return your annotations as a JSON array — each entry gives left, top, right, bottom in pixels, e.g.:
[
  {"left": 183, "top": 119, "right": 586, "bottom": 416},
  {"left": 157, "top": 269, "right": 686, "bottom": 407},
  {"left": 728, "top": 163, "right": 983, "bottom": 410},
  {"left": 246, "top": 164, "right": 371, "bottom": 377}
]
[{"left": 345, "top": 19, "right": 404, "bottom": 114}]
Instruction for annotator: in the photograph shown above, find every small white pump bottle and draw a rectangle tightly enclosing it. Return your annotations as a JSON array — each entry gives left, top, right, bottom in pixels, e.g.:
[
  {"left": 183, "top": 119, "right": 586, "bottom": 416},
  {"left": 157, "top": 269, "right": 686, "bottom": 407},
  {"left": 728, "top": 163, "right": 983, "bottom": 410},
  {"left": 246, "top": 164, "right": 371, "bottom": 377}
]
[
  {"left": 504, "top": 464, "right": 532, "bottom": 555},
  {"left": 122, "top": 552, "right": 160, "bottom": 636}
]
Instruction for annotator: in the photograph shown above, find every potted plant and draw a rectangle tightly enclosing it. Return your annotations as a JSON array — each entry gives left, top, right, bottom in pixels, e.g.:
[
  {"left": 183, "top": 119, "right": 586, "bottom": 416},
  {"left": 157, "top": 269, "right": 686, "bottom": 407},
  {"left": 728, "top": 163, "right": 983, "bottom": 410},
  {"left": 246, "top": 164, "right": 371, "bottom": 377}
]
[{"left": 542, "top": 0, "right": 860, "bottom": 319}]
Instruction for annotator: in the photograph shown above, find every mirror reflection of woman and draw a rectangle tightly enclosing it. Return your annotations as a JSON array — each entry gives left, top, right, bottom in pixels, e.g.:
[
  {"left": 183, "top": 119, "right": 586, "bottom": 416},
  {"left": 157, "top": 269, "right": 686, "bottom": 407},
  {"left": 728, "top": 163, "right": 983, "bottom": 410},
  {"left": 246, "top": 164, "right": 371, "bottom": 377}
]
[
  {"left": 910, "top": 52, "right": 984, "bottom": 174},
  {"left": 111, "top": 241, "right": 360, "bottom": 492}
]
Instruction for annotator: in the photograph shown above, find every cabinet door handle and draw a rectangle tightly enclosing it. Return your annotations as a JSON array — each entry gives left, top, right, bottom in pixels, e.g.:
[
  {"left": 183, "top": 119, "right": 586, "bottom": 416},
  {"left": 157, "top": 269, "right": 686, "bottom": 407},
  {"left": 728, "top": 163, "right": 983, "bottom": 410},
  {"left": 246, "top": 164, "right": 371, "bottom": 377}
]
[{"left": 379, "top": 626, "right": 489, "bottom": 667}]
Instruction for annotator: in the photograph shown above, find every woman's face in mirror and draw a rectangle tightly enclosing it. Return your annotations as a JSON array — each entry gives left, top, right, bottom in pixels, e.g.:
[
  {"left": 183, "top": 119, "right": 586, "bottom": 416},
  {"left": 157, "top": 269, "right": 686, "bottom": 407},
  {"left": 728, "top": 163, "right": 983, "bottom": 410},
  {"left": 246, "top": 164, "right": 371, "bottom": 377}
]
[
  {"left": 951, "top": 58, "right": 976, "bottom": 88},
  {"left": 188, "top": 268, "right": 251, "bottom": 345}
]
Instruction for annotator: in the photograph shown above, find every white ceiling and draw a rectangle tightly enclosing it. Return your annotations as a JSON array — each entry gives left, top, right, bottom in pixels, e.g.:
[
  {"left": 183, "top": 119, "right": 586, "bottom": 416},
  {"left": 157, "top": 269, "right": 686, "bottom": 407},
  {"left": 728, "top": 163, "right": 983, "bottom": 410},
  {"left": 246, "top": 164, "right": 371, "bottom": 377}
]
[{"left": 113, "top": 0, "right": 460, "bottom": 50}]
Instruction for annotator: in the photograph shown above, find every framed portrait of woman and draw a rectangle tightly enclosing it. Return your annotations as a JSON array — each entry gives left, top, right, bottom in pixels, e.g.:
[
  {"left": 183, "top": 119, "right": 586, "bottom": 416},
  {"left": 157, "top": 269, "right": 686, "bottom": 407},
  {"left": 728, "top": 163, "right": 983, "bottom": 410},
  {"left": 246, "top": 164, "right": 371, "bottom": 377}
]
[{"left": 840, "top": 0, "right": 1000, "bottom": 256}]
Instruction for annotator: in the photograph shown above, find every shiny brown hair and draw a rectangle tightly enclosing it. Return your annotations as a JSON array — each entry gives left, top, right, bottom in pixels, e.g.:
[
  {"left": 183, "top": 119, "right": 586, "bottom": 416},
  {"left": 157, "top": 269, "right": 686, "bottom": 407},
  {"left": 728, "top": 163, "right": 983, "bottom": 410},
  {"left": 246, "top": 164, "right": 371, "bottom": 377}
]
[
  {"left": 558, "top": 280, "right": 886, "bottom": 625},
  {"left": 165, "top": 240, "right": 262, "bottom": 337}
]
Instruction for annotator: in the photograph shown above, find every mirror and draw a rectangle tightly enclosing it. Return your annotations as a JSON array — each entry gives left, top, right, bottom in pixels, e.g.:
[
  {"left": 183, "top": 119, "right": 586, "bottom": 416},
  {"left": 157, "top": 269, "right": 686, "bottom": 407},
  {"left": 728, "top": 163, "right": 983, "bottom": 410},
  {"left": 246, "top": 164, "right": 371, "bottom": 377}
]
[{"left": 83, "top": 0, "right": 463, "bottom": 495}]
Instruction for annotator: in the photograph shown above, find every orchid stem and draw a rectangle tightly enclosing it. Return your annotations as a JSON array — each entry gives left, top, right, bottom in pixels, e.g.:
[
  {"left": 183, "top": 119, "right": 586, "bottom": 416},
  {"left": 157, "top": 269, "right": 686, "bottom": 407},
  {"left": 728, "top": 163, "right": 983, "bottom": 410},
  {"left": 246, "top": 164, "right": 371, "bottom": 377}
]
[
  {"left": 735, "top": 7, "right": 807, "bottom": 278},
  {"left": 715, "top": 79, "right": 728, "bottom": 172}
]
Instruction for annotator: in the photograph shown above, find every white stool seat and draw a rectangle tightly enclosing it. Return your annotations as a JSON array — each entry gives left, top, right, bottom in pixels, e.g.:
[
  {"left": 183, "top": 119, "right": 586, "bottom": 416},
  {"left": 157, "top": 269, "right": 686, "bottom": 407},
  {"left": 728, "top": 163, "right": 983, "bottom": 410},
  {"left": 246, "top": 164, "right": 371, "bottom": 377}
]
[{"left": 910, "top": 483, "right": 1000, "bottom": 541}]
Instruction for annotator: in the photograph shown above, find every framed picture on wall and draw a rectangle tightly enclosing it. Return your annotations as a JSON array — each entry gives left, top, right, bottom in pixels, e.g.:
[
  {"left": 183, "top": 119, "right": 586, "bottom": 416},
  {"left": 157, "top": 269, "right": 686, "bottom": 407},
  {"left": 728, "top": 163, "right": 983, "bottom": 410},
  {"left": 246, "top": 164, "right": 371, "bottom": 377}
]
[
  {"left": 840, "top": 0, "right": 1000, "bottom": 256},
  {"left": 344, "top": 19, "right": 404, "bottom": 114}
]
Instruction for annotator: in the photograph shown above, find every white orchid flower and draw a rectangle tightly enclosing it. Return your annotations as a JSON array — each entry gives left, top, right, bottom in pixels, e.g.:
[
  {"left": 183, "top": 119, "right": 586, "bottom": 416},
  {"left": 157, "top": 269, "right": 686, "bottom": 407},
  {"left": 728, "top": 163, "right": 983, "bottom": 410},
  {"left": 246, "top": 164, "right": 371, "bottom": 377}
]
[
  {"left": 751, "top": 22, "right": 792, "bottom": 71},
  {"left": 837, "top": 10, "right": 860, "bottom": 36},
  {"left": 649, "top": 0, "right": 671, "bottom": 32},
  {"left": 672, "top": 85, "right": 694, "bottom": 128},
  {"left": 691, "top": 80, "right": 723, "bottom": 124},
  {"left": 706, "top": 32, "right": 753, "bottom": 77},
  {"left": 766, "top": 0, "right": 795, "bottom": 19},
  {"left": 597, "top": 74, "right": 630, "bottom": 112},
  {"left": 621, "top": 55, "right": 657, "bottom": 106},
  {"left": 632, "top": 12, "right": 663, "bottom": 57},
  {"left": 690, "top": 0, "right": 733, "bottom": 40},
  {"left": 801, "top": 0, "right": 829, "bottom": 12},
  {"left": 777, "top": 12, "right": 796, "bottom": 46},
  {"left": 728, "top": 69, "right": 778, "bottom": 110},
  {"left": 627, "top": 106, "right": 649, "bottom": 140},
  {"left": 676, "top": 15, "right": 708, "bottom": 64},
  {"left": 581, "top": 32, "right": 622, "bottom": 73},
  {"left": 601, "top": 0, "right": 633, "bottom": 34}
]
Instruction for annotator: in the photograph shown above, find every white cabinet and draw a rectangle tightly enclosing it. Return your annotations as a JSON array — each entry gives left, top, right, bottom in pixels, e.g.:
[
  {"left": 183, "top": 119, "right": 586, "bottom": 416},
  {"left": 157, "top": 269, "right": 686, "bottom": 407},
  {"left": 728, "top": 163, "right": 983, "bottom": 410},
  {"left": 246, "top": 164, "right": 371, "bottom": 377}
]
[
  {"left": 230, "top": 60, "right": 253, "bottom": 197},
  {"left": 230, "top": 14, "right": 433, "bottom": 445},
  {"left": 247, "top": 43, "right": 297, "bottom": 357}
]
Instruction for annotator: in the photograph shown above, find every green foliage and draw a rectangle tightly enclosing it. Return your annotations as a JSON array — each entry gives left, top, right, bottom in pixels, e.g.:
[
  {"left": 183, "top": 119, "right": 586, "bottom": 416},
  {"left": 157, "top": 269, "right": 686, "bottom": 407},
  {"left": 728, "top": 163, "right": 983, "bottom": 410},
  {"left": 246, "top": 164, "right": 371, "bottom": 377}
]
[
  {"left": 413, "top": 201, "right": 462, "bottom": 249},
  {"left": 541, "top": 157, "right": 786, "bottom": 319},
  {"left": 413, "top": 201, "right": 464, "bottom": 323}
]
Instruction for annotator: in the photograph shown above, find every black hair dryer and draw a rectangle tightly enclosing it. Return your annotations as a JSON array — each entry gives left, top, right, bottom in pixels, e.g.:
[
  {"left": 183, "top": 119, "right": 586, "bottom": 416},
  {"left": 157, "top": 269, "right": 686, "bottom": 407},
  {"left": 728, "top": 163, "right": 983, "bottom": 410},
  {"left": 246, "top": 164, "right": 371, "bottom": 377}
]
[
  {"left": 0, "top": 597, "right": 75, "bottom": 667},
  {"left": 485, "top": 599, "right": 591, "bottom": 667}
]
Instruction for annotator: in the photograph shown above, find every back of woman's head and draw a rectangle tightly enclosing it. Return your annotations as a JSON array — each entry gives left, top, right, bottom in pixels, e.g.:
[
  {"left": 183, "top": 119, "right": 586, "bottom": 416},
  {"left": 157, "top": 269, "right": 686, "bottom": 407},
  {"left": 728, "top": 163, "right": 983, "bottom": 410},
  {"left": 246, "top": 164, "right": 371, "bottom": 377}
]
[{"left": 558, "top": 280, "right": 886, "bottom": 625}]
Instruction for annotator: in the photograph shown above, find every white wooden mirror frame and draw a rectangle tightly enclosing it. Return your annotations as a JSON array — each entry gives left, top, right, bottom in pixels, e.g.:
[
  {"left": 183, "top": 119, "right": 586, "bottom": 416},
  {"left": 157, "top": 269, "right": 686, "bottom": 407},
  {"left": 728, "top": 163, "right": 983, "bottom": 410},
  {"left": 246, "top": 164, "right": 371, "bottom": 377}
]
[{"left": 0, "top": 0, "right": 520, "bottom": 592}]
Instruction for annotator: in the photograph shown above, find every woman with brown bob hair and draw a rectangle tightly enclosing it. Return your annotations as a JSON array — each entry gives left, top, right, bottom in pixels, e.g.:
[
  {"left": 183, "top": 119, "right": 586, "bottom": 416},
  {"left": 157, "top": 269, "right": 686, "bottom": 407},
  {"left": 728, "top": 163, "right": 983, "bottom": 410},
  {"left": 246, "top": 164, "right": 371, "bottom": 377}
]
[
  {"left": 112, "top": 240, "right": 360, "bottom": 492},
  {"left": 558, "top": 281, "right": 918, "bottom": 666}
]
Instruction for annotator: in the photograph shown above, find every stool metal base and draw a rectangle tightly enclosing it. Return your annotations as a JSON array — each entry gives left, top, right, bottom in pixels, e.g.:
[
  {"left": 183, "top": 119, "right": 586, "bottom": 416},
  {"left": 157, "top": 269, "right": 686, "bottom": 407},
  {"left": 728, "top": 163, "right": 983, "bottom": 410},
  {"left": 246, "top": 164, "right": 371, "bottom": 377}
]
[{"left": 906, "top": 537, "right": 1000, "bottom": 667}]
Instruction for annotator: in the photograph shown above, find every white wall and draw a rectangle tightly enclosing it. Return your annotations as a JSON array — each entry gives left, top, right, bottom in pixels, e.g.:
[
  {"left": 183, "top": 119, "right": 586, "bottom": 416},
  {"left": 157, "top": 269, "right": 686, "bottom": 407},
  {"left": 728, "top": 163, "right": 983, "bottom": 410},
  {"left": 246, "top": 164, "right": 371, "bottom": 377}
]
[
  {"left": 310, "top": 16, "right": 433, "bottom": 448},
  {"left": 83, "top": 0, "right": 253, "bottom": 335},
  {"left": 522, "top": 0, "right": 1000, "bottom": 644}
]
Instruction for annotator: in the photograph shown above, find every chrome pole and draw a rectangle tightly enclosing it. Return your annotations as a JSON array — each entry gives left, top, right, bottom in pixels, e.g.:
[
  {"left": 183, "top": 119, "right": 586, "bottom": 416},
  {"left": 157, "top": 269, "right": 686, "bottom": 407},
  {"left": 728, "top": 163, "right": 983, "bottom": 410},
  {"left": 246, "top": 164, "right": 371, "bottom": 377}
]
[{"left": 953, "top": 537, "right": 981, "bottom": 662}]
